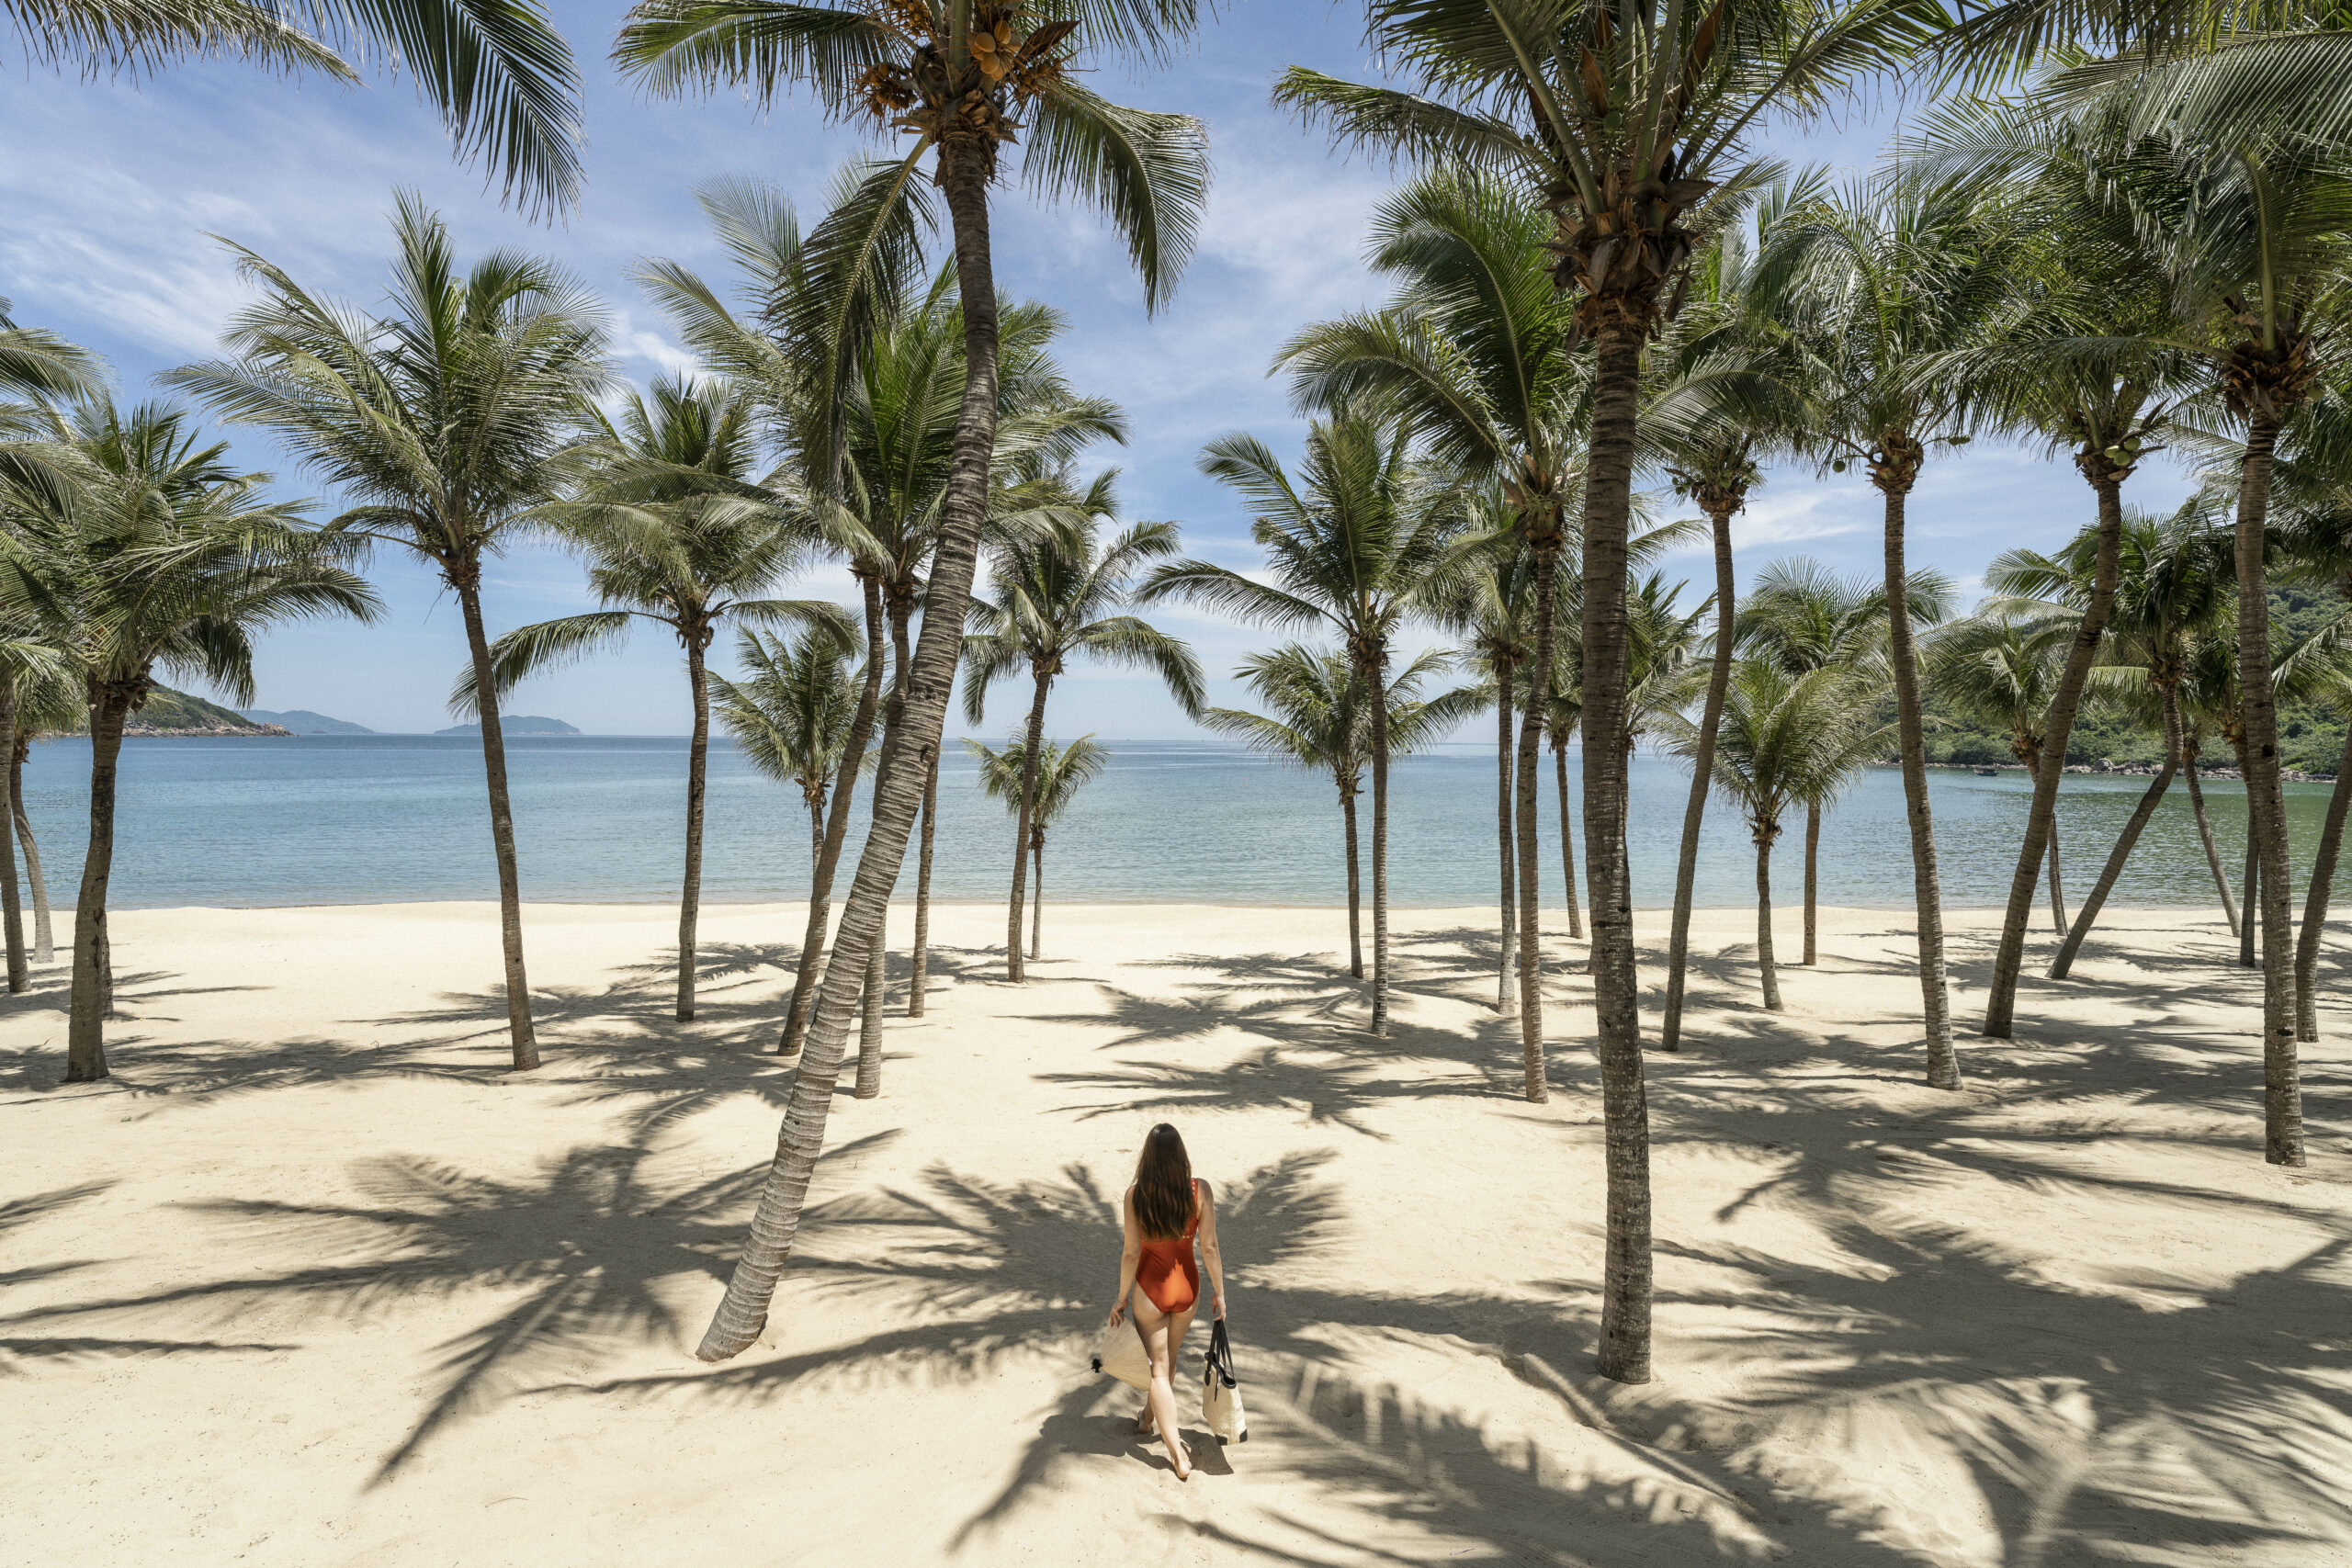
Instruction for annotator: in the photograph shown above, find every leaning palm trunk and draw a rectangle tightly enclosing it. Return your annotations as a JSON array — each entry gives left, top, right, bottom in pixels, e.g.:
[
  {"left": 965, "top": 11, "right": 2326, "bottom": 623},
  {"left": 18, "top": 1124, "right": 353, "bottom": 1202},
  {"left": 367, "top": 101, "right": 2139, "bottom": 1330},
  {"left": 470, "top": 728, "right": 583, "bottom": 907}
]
[
  {"left": 14, "top": 735, "right": 52, "bottom": 964},
  {"left": 1029, "top": 833, "right": 1044, "bottom": 959},
  {"left": 1003, "top": 669, "right": 1051, "bottom": 981},
  {"left": 1555, "top": 738, "right": 1582, "bottom": 940},
  {"left": 65, "top": 689, "right": 133, "bottom": 1080},
  {"left": 1341, "top": 784, "right": 1363, "bottom": 978},
  {"left": 780, "top": 579, "right": 886, "bottom": 1055},
  {"left": 677, "top": 640, "right": 712, "bottom": 1021},
  {"left": 1803, "top": 801, "right": 1821, "bottom": 966},
  {"left": 854, "top": 935, "right": 885, "bottom": 1100},
  {"left": 2185, "top": 744, "right": 2238, "bottom": 934},
  {"left": 2050, "top": 694, "right": 2183, "bottom": 978},
  {"left": 1879, "top": 470, "right": 1960, "bottom": 1089},
  {"left": 0, "top": 693, "right": 23, "bottom": 994},
  {"left": 1366, "top": 641, "right": 1393, "bottom": 1035},
  {"left": 907, "top": 750, "right": 940, "bottom": 1019},
  {"left": 2233, "top": 416, "right": 2303, "bottom": 1166},
  {"left": 1496, "top": 665, "right": 1517, "bottom": 1017},
  {"left": 1984, "top": 472, "right": 2122, "bottom": 1036},
  {"left": 1582, "top": 320, "right": 1653, "bottom": 1386},
  {"left": 1514, "top": 540, "right": 1561, "bottom": 1100},
  {"left": 2046, "top": 818, "right": 2067, "bottom": 935},
  {"left": 1754, "top": 827, "right": 1781, "bottom": 1011},
  {"left": 2292, "top": 719, "right": 2352, "bottom": 1042},
  {"left": 456, "top": 580, "right": 539, "bottom": 1071},
  {"left": 1663, "top": 501, "right": 1737, "bottom": 1052},
  {"left": 696, "top": 131, "right": 1005, "bottom": 1362},
  {"left": 2240, "top": 805, "right": 2259, "bottom": 970}
]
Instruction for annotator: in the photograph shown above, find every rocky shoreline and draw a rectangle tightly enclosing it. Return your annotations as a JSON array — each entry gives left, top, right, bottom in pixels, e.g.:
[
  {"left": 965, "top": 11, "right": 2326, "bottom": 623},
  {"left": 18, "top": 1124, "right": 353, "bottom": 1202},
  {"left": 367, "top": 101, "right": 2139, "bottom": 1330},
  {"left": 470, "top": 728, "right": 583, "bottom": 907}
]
[{"left": 1924, "top": 759, "right": 2335, "bottom": 784}]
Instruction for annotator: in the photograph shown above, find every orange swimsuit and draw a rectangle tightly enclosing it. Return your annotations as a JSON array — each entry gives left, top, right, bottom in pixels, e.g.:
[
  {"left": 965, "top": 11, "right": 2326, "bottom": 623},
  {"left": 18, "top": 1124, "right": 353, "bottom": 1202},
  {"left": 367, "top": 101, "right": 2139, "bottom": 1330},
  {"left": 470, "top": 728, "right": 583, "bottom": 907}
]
[{"left": 1136, "top": 1179, "right": 1202, "bottom": 1314}]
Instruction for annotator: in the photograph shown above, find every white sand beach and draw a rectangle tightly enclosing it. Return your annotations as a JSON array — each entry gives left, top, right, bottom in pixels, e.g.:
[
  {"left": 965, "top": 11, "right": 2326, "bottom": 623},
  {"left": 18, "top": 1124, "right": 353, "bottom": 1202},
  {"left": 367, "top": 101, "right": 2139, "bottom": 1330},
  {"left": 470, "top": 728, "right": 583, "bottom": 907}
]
[{"left": 5, "top": 900, "right": 2347, "bottom": 1566}]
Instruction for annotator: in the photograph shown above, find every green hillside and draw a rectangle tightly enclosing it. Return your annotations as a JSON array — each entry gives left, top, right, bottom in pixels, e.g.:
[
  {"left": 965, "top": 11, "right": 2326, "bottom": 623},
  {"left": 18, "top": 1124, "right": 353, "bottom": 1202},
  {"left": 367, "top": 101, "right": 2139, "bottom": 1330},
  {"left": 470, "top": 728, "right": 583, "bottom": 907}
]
[{"left": 57, "top": 685, "right": 290, "bottom": 737}]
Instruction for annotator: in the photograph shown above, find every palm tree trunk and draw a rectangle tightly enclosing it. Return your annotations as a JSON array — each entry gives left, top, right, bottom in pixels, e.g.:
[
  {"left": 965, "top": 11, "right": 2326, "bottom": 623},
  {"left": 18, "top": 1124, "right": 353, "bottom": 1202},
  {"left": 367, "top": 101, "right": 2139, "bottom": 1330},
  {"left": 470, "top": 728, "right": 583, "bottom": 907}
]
[
  {"left": 14, "top": 733, "right": 52, "bottom": 964},
  {"left": 695, "top": 129, "right": 1005, "bottom": 1362},
  {"left": 456, "top": 577, "right": 538, "bottom": 1072},
  {"left": 1029, "top": 832, "right": 1044, "bottom": 960},
  {"left": 1984, "top": 471, "right": 2122, "bottom": 1035},
  {"left": 2293, "top": 718, "right": 2352, "bottom": 1043},
  {"left": 1496, "top": 662, "right": 1518, "bottom": 1017},
  {"left": 1755, "top": 829, "right": 1781, "bottom": 1011},
  {"left": 1801, "top": 800, "right": 1822, "bottom": 964},
  {"left": 1581, "top": 317, "right": 1652, "bottom": 1386},
  {"left": 1341, "top": 783, "right": 1363, "bottom": 978},
  {"left": 2050, "top": 692, "right": 2183, "bottom": 979},
  {"left": 1004, "top": 668, "right": 1051, "bottom": 982},
  {"left": 2185, "top": 743, "right": 2238, "bottom": 934},
  {"left": 2241, "top": 809, "right": 2259, "bottom": 970},
  {"left": 1555, "top": 736, "right": 1582, "bottom": 940},
  {"left": 2233, "top": 412, "right": 2304, "bottom": 1166},
  {"left": 1367, "top": 641, "right": 1392, "bottom": 1037},
  {"left": 0, "top": 691, "right": 24, "bottom": 994},
  {"left": 908, "top": 749, "right": 939, "bottom": 1019},
  {"left": 854, "top": 930, "right": 885, "bottom": 1100},
  {"left": 64, "top": 687, "right": 133, "bottom": 1081},
  {"left": 1880, "top": 475, "right": 1959, "bottom": 1089},
  {"left": 2046, "top": 815, "right": 2068, "bottom": 935},
  {"left": 1514, "top": 540, "right": 1559, "bottom": 1100},
  {"left": 676, "top": 635, "right": 711, "bottom": 1021},
  {"left": 853, "top": 598, "right": 916, "bottom": 1094},
  {"left": 1663, "top": 500, "right": 1738, "bottom": 1052},
  {"left": 779, "top": 577, "right": 886, "bottom": 1055}
]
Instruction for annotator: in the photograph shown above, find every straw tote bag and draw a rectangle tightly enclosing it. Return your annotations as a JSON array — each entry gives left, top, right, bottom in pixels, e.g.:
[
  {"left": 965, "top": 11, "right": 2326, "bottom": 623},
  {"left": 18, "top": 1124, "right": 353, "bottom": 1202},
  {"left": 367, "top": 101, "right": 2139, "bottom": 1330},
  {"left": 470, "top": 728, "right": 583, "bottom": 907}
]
[
  {"left": 1091, "top": 1316, "right": 1152, "bottom": 1391},
  {"left": 1201, "top": 1319, "right": 1248, "bottom": 1444}
]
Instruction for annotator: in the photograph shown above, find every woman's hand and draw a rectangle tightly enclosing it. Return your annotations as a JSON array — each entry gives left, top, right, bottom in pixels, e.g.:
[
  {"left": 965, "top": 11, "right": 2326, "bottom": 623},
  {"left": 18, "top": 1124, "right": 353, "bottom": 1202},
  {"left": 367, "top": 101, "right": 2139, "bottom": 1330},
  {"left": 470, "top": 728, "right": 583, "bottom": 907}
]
[
  {"left": 1214, "top": 1297, "right": 1226, "bottom": 1322},
  {"left": 1105, "top": 1298, "right": 1126, "bottom": 1329}
]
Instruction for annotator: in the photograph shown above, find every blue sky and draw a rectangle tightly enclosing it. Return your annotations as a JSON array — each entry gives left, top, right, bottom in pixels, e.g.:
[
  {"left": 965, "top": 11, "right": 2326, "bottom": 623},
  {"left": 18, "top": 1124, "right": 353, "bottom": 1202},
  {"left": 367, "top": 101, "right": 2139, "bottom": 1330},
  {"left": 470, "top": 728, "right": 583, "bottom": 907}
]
[{"left": 1, "top": 3, "right": 2196, "bottom": 736}]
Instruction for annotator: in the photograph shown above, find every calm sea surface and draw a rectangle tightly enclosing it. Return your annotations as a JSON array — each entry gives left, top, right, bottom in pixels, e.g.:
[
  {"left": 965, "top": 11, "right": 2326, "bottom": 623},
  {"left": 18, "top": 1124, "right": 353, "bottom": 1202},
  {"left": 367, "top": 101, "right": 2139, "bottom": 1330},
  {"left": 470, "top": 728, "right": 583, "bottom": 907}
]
[{"left": 13, "top": 733, "right": 2343, "bottom": 911}]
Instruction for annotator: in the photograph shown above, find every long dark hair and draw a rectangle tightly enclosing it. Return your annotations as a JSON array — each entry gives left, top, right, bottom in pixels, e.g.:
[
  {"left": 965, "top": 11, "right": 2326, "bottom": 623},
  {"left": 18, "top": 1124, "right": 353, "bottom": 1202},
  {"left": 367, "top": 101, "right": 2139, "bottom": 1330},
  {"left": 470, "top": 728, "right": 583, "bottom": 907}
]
[{"left": 1133, "top": 1123, "right": 1193, "bottom": 1240}]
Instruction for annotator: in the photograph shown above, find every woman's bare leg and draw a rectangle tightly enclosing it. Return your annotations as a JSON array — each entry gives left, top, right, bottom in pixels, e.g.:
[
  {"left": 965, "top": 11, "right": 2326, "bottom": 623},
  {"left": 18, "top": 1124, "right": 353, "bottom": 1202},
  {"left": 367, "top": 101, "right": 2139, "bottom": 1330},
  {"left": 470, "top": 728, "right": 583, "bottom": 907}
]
[{"left": 1127, "top": 1289, "right": 1195, "bottom": 1478}]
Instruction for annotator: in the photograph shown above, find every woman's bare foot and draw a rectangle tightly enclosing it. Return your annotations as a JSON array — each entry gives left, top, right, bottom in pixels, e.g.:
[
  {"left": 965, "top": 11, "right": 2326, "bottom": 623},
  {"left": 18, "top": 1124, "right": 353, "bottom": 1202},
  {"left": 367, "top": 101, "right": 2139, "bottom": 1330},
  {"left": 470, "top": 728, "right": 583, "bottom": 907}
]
[
  {"left": 1134, "top": 1406, "right": 1155, "bottom": 1437},
  {"left": 1170, "top": 1438, "right": 1193, "bottom": 1482}
]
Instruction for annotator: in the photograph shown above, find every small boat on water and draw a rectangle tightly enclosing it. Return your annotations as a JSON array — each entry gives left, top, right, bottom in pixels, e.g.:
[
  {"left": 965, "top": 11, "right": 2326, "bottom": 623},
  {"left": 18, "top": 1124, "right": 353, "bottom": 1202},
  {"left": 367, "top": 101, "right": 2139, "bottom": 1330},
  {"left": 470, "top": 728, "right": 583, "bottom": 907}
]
[{"left": 1975, "top": 767, "right": 2001, "bottom": 776}]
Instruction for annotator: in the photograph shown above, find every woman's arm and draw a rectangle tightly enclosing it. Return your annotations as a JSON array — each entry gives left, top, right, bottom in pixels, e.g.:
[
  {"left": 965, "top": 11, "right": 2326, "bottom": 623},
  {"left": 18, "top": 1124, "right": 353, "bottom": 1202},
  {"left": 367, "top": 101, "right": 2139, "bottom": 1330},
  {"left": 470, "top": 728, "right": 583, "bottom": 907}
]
[
  {"left": 1107, "top": 1185, "right": 1142, "bottom": 1326},
  {"left": 1198, "top": 1179, "right": 1227, "bottom": 1319}
]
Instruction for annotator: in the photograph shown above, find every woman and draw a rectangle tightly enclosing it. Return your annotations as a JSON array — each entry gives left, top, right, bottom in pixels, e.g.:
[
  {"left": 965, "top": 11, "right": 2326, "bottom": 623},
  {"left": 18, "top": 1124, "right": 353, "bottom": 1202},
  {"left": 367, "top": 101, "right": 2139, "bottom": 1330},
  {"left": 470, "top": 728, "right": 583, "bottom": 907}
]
[{"left": 1105, "top": 1122, "right": 1226, "bottom": 1480}]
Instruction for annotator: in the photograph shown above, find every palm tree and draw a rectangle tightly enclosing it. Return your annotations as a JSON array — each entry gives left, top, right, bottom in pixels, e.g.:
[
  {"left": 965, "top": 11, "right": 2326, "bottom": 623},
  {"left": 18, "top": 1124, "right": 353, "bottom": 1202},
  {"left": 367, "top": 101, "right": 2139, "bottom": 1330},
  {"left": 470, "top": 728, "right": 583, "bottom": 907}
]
[
  {"left": 1668, "top": 660, "right": 1891, "bottom": 1010},
  {"left": 713, "top": 626, "right": 865, "bottom": 869},
  {"left": 1925, "top": 609, "right": 2077, "bottom": 931},
  {"left": 0, "top": 629, "right": 72, "bottom": 991},
  {"left": 1276, "top": 169, "right": 1586, "bottom": 1057},
  {"left": 615, "top": 0, "right": 1215, "bottom": 1360},
  {"left": 8, "top": 0, "right": 582, "bottom": 215},
  {"left": 1197, "top": 642, "right": 1470, "bottom": 979},
  {"left": 962, "top": 500, "right": 1200, "bottom": 981},
  {"left": 1737, "top": 557, "right": 1952, "bottom": 963},
  {"left": 1543, "top": 672, "right": 1584, "bottom": 941},
  {"left": 0, "top": 399, "right": 379, "bottom": 1081},
  {"left": 0, "top": 299, "right": 102, "bottom": 403},
  {"left": 473, "top": 375, "right": 846, "bottom": 1021},
  {"left": 169, "top": 195, "right": 609, "bottom": 1073},
  {"left": 1144, "top": 412, "right": 1457, "bottom": 1041},
  {"left": 965, "top": 733, "right": 1108, "bottom": 962},
  {"left": 1755, "top": 165, "right": 2018, "bottom": 1093},
  {"left": 3, "top": 651, "right": 76, "bottom": 970},
  {"left": 1274, "top": 0, "right": 1936, "bottom": 1388}
]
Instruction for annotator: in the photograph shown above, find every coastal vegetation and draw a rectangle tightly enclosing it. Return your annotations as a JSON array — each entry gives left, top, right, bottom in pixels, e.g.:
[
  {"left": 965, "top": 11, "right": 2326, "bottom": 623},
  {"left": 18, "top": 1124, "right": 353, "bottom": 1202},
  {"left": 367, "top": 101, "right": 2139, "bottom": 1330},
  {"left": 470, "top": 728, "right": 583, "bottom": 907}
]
[{"left": 6, "top": 0, "right": 2352, "bottom": 1421}]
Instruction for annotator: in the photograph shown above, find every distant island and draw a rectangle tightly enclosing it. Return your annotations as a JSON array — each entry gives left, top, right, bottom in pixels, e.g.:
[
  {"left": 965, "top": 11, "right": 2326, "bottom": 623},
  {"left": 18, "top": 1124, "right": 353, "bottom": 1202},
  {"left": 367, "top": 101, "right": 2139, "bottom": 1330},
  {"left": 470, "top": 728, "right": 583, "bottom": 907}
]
[
  {"left": 59, "top": 685, "right": 291, "bottom": 737},
  {"left": 242, "top": 707, "right": 377, "bottom": 736},
  {"left": 435, "top": 716, "right": 582, "bottom": 737}
]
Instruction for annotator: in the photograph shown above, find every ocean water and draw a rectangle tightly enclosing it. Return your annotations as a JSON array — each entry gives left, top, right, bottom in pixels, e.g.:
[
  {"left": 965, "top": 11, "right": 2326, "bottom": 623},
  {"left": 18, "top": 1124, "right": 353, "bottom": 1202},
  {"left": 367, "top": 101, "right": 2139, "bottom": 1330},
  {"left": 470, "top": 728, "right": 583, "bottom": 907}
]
[{"left": 9, "top": 733, "right": 2339, "bottom": 912}]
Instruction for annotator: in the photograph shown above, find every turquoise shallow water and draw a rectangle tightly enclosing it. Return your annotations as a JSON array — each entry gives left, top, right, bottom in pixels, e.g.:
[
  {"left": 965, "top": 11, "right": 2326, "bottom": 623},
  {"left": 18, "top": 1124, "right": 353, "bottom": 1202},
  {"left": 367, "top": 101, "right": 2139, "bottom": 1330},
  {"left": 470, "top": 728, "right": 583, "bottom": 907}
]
[{"left": 11, "top": 733, "right": 2341, "bottom": 911}]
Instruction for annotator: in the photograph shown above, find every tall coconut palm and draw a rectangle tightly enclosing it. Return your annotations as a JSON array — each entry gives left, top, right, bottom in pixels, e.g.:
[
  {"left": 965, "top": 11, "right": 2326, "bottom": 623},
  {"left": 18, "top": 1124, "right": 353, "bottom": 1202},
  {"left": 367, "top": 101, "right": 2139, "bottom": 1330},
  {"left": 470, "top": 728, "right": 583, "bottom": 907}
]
[
  {"left": 1543, "top": 671, "right": 1585, "bottom": 941},
  {"left": 615, "top": 0, "right": 1216, "bottom": 1354},
  {"left": 169, "top": 195, "right": 609, "bottom": 1073},
  {"left": 0, "top": 628, "right": 73, "bottom": 991},
  {"left": 1275, "top": 0, "right": 1940, "bottom": 1388},
  {"left": 1145, "top": 413, "right": 1458, "bottom": 1039},
  {"left": 1198, "top": 643, "right": 1470, "bottom": 979},
  {"left": 7, "top": 0, "right": 582, "bottom": 215},
  {"left": 1925, "top": 608, "right": 2078, "bottom": 930},
  {"left": 1667, "top": 660, "right": 1891, "bottom": 1010},
  {"left": 1737, "top": 556, "right": 1951, "bottom": 963},
  {"left": 1754, "top": 164, "right": 2019, "bottom": 1093},
  {"left": 471, "top": 375, "right": 847, "bottom": 1021},
  {"left": 965, "top": 732, "right": 1108, "bottom": 961},
  {"left": 0, "top": 299, "right": 102, "bottom": 404},
  {"left": 714, "top": 625, "right": 865, "bottom": 868},
  {"left": 3, "top": 653, "right": 77, "bottom": 969},
  {"left": 1276, "top": 168, "right": 1586, "bottom": 1063},
  {"left": 962, "top": 500, "right": 1201, "bottom": 980},
  {"left": 0, "top": 399, "right": 379, "bottom": 1081}
]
